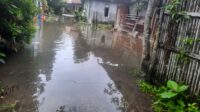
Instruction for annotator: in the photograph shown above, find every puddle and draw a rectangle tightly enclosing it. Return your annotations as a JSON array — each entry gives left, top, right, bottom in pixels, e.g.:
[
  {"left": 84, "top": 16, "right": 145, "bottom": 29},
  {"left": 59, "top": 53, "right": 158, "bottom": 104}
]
[{"left": 0, "top": 22, "right": 151, "bottom": 112}]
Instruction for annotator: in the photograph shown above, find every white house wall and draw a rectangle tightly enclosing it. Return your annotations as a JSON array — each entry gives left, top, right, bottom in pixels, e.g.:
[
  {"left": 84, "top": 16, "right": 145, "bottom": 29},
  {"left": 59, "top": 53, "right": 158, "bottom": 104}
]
[
  {"left": 81, "top": 26, "right": 113, "bottom": 49},
  {"left": 84, "top": 0, "right": 117, "bottom": 24},
  {"left": 129, "top": 5, "right": 146, "bottom": 17},
  {"left": 83, "top": 0, "right": 91, "bottom": 22}
]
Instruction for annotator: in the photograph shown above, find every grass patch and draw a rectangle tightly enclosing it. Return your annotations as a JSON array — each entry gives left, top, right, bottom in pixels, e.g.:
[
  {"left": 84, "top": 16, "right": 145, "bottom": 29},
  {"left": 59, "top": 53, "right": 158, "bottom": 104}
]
[{"left": 97, "top": 23, "right": 113, "bottom": 30}]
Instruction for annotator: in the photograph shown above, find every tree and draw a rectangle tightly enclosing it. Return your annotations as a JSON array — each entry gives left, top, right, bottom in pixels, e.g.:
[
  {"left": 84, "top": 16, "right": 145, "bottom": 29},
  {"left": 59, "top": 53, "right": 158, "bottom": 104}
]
[
  {"left": 42, "top": 0, "right": 49, "bottom": 13},
  {"left": 0, "top": 0, "right": 36, "bottom": 51},
  {"left": 141, "top": 0, "right": 156, "bottom": 79}
]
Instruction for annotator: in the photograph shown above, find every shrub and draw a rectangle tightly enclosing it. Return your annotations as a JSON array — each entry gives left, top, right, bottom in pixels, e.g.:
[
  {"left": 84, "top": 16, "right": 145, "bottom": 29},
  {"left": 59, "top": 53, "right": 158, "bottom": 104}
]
[
  {"left": 0, "top": 0, "right": 36, "bottom": 51},
  {"left": 74, "top": 9, "right": 87, "bottom": 22},
  {"left": 138, "top": 80, "right": 200, "bottom": 112}
]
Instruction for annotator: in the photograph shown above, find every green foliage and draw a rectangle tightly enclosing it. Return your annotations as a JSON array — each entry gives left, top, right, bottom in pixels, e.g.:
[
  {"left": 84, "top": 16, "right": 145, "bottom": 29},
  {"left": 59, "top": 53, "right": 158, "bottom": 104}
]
[
  {"left": 138, "top": 80, "right": 200, "bottom": 112},
  {"left": 137, "top": 80, "right": 157, "bottom": 94},
  {"left": 176, "top": 38, "right": 200, "bottom": 65},
  {"left": 181, "top": 38, "right": 200, "bottom": 47},
  {"left": 74, "top": 10, "right": 87, "bottom": 22},
  {"left": 0, "top": 52, "right": 6, "bottom": 64},
  {"left": 97, "top": 23, "right": 113, "bottom": 30},
  {"left": 41, "top": 0, "right": 49, "bottom": 12},
  {"left": 129, "top": 67, "right": 141, "bottom": 77},
  {"left": 167, "top": 80, "right": 178, "bottom": 91},
  {"left": 188, "top": 103, "right": 199, "bottom": 112},
  {"left": 0, "top": 83, "right": 4, "bottom": 93},
  {"left": 165, "top": 0, "right": 195, "bottom": 66},
  {"left": 160, "top": 91, "right": 177, "bottom": 99},
  {"left": 165, "top": 0, "right": 190, "bottom": 23},
  {"left": 0, "top": 84, "right": 19, "bottom": 111},
  {"left": 167, "top": 80, "right": 188, "bottom": 93},
  {"left": 47, "top": 0, "right": 65, "bottom": 15},
  {"left": 0, "top": 0, "right": 36, "bottom": 51},
  {"left": 159, "top": 80, "right": 188, "bottom": 99},
  {"left": 0, "top": 103, "right": 17, "bottom": 111}
]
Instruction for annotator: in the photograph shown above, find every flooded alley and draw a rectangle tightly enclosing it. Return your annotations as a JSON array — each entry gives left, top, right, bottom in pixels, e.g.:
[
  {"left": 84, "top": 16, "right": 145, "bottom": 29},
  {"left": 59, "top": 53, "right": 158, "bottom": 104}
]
[{"left": 0, "top": 21, "right": 151, "bottom": 112}]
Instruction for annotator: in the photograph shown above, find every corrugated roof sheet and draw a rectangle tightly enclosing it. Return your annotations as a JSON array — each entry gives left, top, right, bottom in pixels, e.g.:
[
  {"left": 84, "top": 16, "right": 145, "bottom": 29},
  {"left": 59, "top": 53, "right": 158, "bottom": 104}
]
[
  {"left": 67, "top": 0, "right": 82, "bottom": 4},
  {"left": 81, "top": 0, "right": 132, "bottom": 4}
]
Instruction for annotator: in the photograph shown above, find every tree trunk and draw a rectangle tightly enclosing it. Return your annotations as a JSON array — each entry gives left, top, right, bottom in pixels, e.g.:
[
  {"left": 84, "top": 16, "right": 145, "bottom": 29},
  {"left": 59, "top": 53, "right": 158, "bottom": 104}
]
[{"left": 141, "top": 0, "right": 156, "bottom": 80}]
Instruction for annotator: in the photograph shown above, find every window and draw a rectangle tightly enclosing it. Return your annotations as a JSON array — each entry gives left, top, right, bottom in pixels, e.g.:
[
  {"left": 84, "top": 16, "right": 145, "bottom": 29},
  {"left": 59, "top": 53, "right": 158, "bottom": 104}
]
[
  {"left": 104, "top": 5, "right": 109, "bottom": 17},
  {"left": 101, "top": 35, "right": 105, "bottom": 43}
]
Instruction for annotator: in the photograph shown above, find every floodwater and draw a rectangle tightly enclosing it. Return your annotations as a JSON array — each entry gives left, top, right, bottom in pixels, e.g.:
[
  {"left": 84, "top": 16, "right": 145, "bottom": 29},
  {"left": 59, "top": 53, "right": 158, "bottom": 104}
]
[{"left": 0, "top": 21, "right": 151, "bottom": 112}]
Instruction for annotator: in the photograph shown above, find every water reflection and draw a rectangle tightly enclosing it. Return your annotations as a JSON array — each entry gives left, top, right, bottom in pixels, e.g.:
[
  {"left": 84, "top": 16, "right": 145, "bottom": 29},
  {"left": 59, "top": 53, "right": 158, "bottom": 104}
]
[
  {"left": 0, "top": 22, "right": 151, "bottom": 112},
  {"left": 0, "top": 22, "right": 66, "bottom": 112},
  {"left": 73, "top": 34, "right": 90, "bottom": 63},
  {"left": 56, "top": 105, "right": 66, "bottom": 112},
  {"left": 104, "top": 83, "right": 128, "bottom": 112},
  {"left": 31, "top": 22, "right": 66, "bottom": 83},
  {"left": 80, "top": 25, "right": 142, "bottom": 66},
  {"left": 80, "top": 26, "right": 113, "bottom": 50},
  {"left": 79, "top": 25, "right": 151, "bottom": 112}
]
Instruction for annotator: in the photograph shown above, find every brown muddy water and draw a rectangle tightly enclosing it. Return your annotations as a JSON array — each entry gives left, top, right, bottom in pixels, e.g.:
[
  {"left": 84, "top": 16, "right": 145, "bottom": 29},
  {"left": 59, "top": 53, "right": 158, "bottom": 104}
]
[{"left": 0, "top": 21, "right": 151, "bottom": 112}]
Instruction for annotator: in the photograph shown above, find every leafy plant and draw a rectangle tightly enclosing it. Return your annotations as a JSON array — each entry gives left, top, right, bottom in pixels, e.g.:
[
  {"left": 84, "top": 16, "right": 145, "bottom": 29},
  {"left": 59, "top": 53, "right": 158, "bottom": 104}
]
[
  {"left": 153, "top": 80, "right": 190, "bottom": 112},
  {"left": 129, "top": 67, "right": 141, "bottom": 77},
  {"left": 165, "top": 0, "right": 190, "bottom": 23},
  {"left": 0, "top": 52, "right": 6, "bottom": 64},
  {"left": 138, "top": 80, "right": 200, "bottom": 112},
  {"left": 187, "top": 103, "right": 199, "bottom": 112},
  {"left": 164, "top": 0, "right": 192, "bottom": 66},
  {"left": 175, "top": 38, "right": 200, "bottom": 65},
  {"left": 74, "top": 9, "right": 87, "bottom": 22},
  {"left": 0, "top": 0, "right": 36, "bottom": 51},
  {"left": 160, "top": 80, "right": 188, "bottom": 99},
  {"left": 137, "top": 80, "right": 157, "bottom": 94}
]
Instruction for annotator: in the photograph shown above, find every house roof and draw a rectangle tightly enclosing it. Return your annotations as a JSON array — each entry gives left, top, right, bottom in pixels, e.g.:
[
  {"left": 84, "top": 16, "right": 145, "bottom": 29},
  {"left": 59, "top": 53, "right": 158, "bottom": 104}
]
[
  {"left": 81, "top": 0, "right": 132, "bottom": 4},
  {"left": 66, "top": 0, "right": 82, "bottom": 4}
]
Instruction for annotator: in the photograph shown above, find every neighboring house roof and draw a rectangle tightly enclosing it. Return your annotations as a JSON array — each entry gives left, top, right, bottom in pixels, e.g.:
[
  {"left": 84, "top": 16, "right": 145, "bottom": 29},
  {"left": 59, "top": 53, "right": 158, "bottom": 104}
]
[
  {"left": 67, "top": 0, "right": 82, "bottom": 4},
  {"left": 81, "top": 0, "right": 132, "bottom": 4}
]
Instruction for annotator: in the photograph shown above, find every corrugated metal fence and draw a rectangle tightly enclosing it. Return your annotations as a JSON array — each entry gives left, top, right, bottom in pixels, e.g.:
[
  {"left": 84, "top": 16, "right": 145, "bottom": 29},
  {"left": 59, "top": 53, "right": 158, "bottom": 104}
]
[{"left": 150, "top": 0, "right": 200, "bottom": 95}]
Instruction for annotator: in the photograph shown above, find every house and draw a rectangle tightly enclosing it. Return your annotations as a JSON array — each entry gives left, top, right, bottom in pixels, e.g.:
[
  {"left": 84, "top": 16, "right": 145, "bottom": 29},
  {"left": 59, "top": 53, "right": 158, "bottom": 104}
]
[
  {"left": 83, "top": 0, "right": 125, "bottom": 24},
  {"left": 82, "top": 0, "right": 147, "bottom": 36},
  {"left": 65, "top": 0, "right": 82, "bottom": 13},
  {"left": 129, "top": 0, "right": 148, "bottom": 17},
  {"left": 114, "top": 0, "right": 148, "bottom": 36}
]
